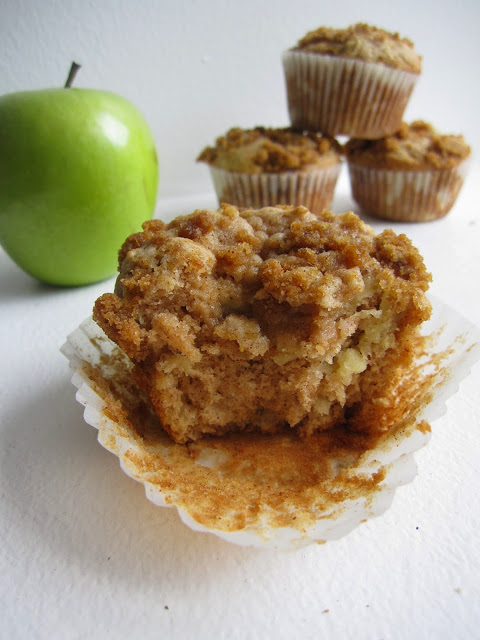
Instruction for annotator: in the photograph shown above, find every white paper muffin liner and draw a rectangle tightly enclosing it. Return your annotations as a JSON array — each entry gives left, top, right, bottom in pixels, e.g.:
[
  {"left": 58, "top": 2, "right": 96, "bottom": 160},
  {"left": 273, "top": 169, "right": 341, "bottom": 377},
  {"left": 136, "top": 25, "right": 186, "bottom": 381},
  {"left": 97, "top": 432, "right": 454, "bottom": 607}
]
[
  {"left": 282, "top": 50, "right": 418, "bottom": 139},
  {"left": 62, "top": 297, "right": 480, "bottom": 550},
  {"left": 347, "top": 160, "right": 470, "bottom": 221},
  {"left": 208, "top": 163, "right": 342, "bottom": 213}
]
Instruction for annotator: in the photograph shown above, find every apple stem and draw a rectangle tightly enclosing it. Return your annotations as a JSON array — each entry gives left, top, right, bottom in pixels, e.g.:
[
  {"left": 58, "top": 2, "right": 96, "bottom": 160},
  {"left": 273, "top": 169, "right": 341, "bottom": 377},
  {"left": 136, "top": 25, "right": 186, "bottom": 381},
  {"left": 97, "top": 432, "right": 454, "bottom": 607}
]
[{"left": 64, "top": 62, "right": 81, "bottom": 88}]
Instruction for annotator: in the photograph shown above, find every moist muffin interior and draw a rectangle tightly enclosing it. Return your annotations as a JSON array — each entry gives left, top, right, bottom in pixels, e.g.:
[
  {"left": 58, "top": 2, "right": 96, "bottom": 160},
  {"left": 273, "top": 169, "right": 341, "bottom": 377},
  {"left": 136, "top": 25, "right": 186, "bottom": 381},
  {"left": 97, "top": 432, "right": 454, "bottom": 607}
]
[{"left": 93, "top": 204, "right": 431, "bottom": 444}]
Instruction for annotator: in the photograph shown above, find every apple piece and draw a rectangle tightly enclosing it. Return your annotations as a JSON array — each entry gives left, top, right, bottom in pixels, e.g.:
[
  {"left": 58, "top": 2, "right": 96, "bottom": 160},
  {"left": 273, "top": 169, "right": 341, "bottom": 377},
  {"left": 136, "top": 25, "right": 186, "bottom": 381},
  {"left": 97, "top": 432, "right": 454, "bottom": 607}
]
[{"left": 0, "top": 66, "right": 159, "bottom": 286}]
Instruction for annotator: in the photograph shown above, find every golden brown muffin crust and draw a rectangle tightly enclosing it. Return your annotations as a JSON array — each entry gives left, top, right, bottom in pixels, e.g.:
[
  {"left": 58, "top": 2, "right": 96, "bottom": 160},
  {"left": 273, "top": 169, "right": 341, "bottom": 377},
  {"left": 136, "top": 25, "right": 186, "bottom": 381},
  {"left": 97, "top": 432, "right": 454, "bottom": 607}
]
[
  {"left": 346, "top": 121, "right": 471, "bottom": 170},
  {"left": 197, "top": 127, "right": 342, "bottom": 174},
  {"left": 94, "top": 204, "right": 431, "bottom": 444},
  {"left": 293, "top": 23, "right": 422, "bottom": 74}
]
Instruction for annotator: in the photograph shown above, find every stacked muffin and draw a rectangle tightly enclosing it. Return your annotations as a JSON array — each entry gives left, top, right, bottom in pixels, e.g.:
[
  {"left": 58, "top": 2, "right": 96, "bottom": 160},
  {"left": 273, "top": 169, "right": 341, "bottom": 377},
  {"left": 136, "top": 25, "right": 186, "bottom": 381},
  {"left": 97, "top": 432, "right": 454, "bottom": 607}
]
[
  {"left": 199, "top": 23, "right": 470, "bottom": 222},
  {"left": 283, "top": 23, "right": 421, "bottom": 139},
  {"left": 345, "top": 121, "right": 470, "bottom": 221},
  {"left": 197, "top": 127, "right": 342, "bottom": 213}
]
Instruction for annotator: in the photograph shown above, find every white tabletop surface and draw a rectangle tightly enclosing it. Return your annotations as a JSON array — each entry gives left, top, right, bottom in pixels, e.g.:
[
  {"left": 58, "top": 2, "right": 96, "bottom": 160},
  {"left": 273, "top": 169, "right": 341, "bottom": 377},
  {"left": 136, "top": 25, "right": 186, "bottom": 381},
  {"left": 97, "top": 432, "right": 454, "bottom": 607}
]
[{"left": 1, "top": 166, "right": 480, "bottom": 640}]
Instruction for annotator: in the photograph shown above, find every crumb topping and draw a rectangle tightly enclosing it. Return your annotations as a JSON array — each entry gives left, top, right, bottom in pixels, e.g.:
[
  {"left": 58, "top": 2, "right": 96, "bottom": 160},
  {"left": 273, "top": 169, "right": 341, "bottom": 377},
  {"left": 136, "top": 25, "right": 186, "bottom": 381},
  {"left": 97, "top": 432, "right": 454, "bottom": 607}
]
[
  {"left": 93, "top": 204, "right": 431, "bottom": 444},
  {"left": 346, "top": 121, "right": 471, "bottom": 170},
  {"left": 293, "top": 23, "right": 422, "bottom": 74},
  {"left": 197, "top": 127, "right": 342, "bottom": 174}
]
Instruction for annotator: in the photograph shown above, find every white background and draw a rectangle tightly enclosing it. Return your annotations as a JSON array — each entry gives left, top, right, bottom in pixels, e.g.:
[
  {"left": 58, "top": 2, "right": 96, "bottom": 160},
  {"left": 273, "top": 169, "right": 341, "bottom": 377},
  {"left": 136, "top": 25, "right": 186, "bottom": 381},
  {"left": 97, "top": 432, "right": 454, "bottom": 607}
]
[
  {"left": 1, "top": 1, "right": 480, "bottom": 639},
  {"left": 0, "top": 0, "right": 478, "bottom": 197}
]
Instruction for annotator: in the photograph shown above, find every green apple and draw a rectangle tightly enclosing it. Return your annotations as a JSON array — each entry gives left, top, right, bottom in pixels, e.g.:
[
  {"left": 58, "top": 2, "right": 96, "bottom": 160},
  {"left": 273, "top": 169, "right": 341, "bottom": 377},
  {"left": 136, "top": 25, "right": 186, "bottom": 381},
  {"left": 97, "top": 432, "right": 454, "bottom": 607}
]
[{"left": 0, "top": 65, "right": 159, "bottom": 286}]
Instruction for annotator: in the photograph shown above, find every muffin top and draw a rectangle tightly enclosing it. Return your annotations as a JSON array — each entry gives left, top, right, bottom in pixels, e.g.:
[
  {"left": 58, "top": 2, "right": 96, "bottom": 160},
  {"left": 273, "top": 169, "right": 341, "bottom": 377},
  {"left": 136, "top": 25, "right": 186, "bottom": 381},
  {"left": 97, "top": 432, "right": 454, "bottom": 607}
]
[
  {"left": 93, "top": 203, "right": 431, "bottom": 445},
  {"left": 345, "top": 121, "right": 471, "bottom": 170},
  {"left": 197, "top": 127, "right": 342, "bottom": 174},
  {"left": 95, "top": 203, "right": 431, "bottom": 367},
  {"left": 292, "top": 23, "right": 421, "bottom": 74}
]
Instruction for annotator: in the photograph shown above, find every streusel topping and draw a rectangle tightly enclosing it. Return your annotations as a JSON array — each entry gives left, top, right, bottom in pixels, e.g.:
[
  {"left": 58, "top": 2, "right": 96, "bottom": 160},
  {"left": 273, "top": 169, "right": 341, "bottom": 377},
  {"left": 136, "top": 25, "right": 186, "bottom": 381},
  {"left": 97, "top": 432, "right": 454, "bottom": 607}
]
[
  {"left": 346, "top": 121, "right": 471, "bottom": 170},
  {"left": 94, "top": 204, "right": 431, "bottom": 444},
  {"left": 293, "top": 23, "right": 422, "bottom": 74},
  {"left": 197, "top": 127, "right": 342, "bottom": 174}
]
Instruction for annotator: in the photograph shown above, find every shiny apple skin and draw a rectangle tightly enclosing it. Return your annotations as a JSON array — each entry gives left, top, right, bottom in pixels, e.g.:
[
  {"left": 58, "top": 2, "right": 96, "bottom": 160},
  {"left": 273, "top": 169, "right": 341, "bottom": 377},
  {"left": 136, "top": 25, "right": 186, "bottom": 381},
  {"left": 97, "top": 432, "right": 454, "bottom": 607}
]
[{"left": 0, "top": 88, "right": 159, "bottom": 285}]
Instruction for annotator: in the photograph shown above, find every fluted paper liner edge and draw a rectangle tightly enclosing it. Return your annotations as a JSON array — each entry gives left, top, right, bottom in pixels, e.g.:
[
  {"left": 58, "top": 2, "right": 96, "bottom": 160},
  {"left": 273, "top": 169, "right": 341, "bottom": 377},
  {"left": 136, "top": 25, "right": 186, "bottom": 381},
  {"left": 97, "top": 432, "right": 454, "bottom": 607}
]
[{"left": 62, "top": 296, "right": 480, "bottom": 549}]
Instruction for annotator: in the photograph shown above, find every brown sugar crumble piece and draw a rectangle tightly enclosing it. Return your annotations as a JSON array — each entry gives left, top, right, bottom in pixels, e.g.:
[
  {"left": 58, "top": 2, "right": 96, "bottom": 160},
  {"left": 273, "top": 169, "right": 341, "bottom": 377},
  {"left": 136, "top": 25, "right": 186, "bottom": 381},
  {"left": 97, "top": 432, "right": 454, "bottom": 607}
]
[{"left": 93, "top": 204, "right": 431, "bottom": 444}]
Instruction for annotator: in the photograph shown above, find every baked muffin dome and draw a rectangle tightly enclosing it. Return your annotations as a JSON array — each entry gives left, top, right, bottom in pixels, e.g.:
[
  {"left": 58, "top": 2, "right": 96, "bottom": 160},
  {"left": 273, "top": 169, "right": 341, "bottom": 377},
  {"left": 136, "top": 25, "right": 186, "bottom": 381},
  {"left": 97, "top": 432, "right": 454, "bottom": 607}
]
[
  {"left": 295, "top": 23, "right": 421, "bottom": 73},
  {"left": 345, "top": 120, "right": 470, "bottom": 169},
  {"left": 197, "top": 126, "right": 341, "bottom": 173}
]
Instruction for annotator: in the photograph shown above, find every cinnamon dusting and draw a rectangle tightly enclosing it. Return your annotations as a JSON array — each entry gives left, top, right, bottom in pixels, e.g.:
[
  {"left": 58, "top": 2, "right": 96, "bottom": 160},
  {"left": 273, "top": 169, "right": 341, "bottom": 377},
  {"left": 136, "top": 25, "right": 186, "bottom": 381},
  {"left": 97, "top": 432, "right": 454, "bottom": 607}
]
[{"left": 74, "top": 321, "right": 449, "bottom": 536}]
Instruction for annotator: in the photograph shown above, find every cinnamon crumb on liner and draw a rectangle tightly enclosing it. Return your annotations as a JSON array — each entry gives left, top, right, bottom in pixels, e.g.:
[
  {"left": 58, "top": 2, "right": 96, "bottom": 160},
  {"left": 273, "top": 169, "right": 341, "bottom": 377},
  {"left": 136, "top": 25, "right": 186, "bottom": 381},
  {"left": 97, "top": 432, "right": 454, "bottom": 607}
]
[{"left": 62, "top": 298, "right": 480, "bottom": 549}]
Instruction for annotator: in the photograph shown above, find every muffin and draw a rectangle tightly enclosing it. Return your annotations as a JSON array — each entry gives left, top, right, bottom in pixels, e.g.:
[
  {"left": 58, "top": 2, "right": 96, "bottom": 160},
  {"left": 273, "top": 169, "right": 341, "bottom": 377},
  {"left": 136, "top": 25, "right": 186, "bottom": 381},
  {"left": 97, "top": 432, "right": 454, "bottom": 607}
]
[
  {"left": 197, "top": 127, "right": 342, "bottom": 213},
  {"left": 282, "top": 23, "right": 421, "bottom": 138},
  {"left": 93, "top": 203, "right": 431, "bottom": 445},
  {"left": 346, "top": 121, "right": 471, "bottom": 222}
]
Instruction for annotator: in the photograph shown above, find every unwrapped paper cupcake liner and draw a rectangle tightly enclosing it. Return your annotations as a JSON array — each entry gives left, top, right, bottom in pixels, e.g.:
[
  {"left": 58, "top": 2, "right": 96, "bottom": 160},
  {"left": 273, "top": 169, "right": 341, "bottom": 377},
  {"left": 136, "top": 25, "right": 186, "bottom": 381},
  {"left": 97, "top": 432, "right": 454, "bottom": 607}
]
[
  {"left": 282, "top": 50, "right": 418, "bottom": 139},
  {"left": 209, "top": 163, "right": 341, "bottom": 213},
  {"left": 347, "top": 160, "right": 469, "bottom": 221},
  {"left": 62, "top": 297, "right": 480, "bottom": 550}
]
